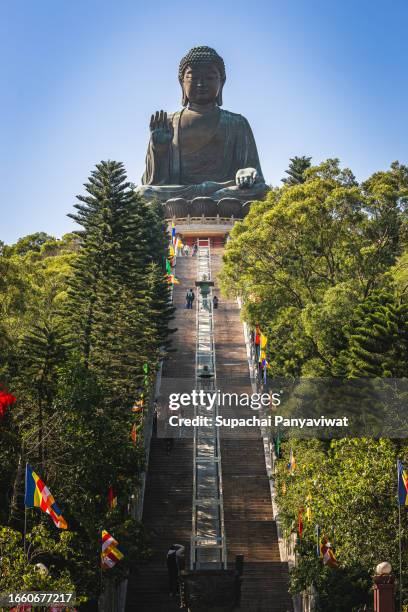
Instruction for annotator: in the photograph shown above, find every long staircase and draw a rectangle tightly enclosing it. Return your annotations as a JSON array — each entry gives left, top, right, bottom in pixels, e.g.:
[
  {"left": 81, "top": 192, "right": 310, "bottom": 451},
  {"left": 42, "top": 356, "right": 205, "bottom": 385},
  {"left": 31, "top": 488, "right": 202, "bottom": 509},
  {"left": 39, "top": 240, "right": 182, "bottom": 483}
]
[
  {"left": 125, "top": 245, "right": 292, "bottom": 612},
  {"left": 212, "top": 248, "right": 293, "bottom": 611},
  {"left": 125, "top": 254, "right": 195, "bottom": 612}
]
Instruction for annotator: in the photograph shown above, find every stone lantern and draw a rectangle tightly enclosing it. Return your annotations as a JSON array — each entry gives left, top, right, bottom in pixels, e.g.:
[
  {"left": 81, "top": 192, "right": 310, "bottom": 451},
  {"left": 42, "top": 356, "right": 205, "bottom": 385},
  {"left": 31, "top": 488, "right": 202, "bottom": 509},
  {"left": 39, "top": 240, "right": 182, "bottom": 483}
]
[{"left": 195, "top": 278, "right": 214, "bottom": 311}]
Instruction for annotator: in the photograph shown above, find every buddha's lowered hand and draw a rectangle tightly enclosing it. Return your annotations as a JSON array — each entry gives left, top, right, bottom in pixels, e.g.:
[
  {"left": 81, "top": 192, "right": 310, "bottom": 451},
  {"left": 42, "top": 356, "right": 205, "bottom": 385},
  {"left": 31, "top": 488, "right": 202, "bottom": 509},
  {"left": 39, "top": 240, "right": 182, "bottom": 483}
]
[
  {"left": 150, "top": 110, "right": 173, "bottom": 151},
  {"left": 236, "top": 167, "right": 258, "bottom": 189}
]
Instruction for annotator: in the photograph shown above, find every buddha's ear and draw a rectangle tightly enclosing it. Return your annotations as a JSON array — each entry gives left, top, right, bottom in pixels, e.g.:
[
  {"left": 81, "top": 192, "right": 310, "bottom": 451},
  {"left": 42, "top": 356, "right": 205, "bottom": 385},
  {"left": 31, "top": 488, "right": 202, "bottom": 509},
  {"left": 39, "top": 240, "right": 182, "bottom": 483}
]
[
  {"left": 181, "top": 87, "right": 188, "bottom": 107},
  {"left": 216, "top": 84, "right": 224, "bottom": 106}
]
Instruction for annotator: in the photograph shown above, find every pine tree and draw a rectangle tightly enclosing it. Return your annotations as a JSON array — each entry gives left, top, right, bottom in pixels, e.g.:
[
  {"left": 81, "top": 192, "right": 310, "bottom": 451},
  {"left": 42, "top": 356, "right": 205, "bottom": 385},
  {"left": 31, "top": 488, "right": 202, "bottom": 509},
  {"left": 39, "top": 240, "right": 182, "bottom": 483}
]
[
  {"left": 347, "top": 291, "right": 408, "bottom": 377},
  {"left": 282, "top": 156, "right": 312, "bottom": 185},
  {"left": 65, "top": 160, "right": 175, "bottom": 405},
  {"left": 66, "top": 160, "right": 137, "bottom": 366},
  {"left": 21, "top": 320, "right": 70, "bottom": 464}
]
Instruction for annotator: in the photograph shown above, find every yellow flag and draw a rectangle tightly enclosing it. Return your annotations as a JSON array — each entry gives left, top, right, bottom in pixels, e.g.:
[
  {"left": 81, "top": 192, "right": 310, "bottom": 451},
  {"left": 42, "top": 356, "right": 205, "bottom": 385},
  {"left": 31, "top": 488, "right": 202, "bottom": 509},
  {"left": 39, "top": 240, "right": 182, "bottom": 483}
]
[{"left": 306, "top": 493, "right": 312, "bottom": 521}]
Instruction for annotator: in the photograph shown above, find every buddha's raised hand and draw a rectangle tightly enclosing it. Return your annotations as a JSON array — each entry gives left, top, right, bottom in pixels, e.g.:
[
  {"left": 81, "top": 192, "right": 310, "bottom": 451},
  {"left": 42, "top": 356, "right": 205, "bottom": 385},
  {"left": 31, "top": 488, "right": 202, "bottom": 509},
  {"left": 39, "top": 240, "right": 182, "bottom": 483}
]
[
  {"left": 236, "top": 167, "right": 258, "bottom": 188},
  {"left": 150, "top": 110, "right": 173, "bottom": 150}
]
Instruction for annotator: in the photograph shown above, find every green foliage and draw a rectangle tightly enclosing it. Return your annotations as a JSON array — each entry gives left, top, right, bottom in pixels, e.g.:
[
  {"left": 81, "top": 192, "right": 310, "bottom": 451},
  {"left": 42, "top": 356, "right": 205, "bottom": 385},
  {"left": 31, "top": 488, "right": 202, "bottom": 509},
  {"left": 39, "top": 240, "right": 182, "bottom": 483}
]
[
  {"left": 0, "top": 525, "right": 77, "bottom": 595},
  {"left": 221, "top": 159, "right": 408, "bottom": 377},
  {"left": 347, "top": 291, "right": 408, "bottom": 377},
  {"left": 276, "top": 439, "right": 408, "bottom": 606},
  {"left": 290, "top": 559, "right": 371, "bottom": 611},
  {"left": 0, "top": 160, "right": 173, "bottom": 600},
  {"left": 65, "top": 160, "right": 174, "bottom": 402},
  {"left": 282, "top": 155, "right": 312, "bottom": 186},
  {"left": 221, "top": 158, "right": 408, "bottom": 605},
  {"left": 3, "top": 232, "right": 55, "bottom": 257}
]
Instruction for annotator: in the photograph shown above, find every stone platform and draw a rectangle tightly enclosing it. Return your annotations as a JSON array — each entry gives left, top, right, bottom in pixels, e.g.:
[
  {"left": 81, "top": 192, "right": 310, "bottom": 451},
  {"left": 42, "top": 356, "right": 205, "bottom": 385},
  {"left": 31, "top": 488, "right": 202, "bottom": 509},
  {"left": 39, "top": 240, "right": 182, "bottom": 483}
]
[
  {"left": 163, "top": 196, "right": 252, "bottom": 221},
  {"left": 164, "top": 196, "right": 252, "bottom": 238}
]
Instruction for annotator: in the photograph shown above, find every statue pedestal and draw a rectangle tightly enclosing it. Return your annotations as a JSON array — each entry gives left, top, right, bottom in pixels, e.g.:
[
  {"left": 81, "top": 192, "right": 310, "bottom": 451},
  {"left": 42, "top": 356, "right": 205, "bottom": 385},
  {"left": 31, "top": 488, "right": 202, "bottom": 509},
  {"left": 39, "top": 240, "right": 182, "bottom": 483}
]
[
  {"left": 164, "top": 196, "right": 251, "bottom": 221},
  {"left": 164, "top": 196, "right": 252, "bottom": 242}
]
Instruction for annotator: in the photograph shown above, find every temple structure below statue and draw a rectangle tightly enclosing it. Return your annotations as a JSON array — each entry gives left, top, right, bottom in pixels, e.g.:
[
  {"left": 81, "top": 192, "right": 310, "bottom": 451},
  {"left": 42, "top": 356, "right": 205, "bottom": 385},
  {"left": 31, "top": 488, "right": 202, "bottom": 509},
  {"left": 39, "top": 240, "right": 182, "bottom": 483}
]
[{"left": 135, "top": 46, "right": 269, "bottom": 212}]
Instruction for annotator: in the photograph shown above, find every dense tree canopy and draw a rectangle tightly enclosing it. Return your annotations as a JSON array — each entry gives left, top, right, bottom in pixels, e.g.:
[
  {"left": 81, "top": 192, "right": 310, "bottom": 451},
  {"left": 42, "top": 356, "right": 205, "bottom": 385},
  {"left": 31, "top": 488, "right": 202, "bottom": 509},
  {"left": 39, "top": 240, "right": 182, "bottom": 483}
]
[
  {"left": 0, "top": 160, "right": 173, "bottom": 601},
  {"left": 221, "top": 158, "right": 408, "bottom": 608}
]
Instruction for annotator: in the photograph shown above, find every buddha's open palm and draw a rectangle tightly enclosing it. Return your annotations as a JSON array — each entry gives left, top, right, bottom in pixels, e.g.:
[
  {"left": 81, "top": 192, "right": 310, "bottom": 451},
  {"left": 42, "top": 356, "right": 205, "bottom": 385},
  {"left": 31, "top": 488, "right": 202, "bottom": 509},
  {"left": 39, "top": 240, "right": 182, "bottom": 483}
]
[
  {"left": 236, "top": 167, "right": 258, "bottom": 188},
  {"left": 150, "top": 110, "right": 173, "bottom": 149}
]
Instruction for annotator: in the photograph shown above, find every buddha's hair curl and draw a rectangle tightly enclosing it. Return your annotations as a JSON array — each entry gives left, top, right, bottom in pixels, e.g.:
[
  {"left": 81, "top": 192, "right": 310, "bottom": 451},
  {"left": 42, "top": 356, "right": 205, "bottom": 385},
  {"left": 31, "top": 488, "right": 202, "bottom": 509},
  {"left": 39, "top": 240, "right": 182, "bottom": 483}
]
[{"left": 178, "top": 46, "right": 226, "bottom": 83}]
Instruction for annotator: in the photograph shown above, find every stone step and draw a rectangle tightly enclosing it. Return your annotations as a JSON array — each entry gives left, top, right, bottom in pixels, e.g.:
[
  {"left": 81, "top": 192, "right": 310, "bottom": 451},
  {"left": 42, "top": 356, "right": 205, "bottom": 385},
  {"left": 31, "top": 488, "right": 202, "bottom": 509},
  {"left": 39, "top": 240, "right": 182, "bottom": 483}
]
[{"left": 126, "top": 245, "right": 293, "bottom": 612}]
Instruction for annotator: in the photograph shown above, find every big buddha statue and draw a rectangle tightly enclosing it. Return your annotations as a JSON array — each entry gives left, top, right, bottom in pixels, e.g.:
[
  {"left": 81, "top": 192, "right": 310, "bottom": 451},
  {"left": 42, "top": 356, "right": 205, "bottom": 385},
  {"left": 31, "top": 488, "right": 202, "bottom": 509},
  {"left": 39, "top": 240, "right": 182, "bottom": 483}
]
[{"left": 136, "top": 46, "right": 268, "bottom": 203}]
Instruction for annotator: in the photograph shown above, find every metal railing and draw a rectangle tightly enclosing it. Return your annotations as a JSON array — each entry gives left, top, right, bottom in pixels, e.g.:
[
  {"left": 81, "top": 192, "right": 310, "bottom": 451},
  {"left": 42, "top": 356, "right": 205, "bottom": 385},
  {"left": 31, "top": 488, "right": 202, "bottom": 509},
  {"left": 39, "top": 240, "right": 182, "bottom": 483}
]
[
  {"left": 190, "top": 238, "right": 227, "bottom": 570},
  {"left": 167, "top": 216, "right": 239, "bottom": 225}
]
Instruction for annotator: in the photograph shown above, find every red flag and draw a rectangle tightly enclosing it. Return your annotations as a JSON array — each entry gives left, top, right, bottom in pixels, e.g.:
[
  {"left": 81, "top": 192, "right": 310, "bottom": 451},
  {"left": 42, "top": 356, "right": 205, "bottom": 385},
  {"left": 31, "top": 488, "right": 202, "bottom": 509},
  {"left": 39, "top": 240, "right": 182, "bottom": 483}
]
[
  {"left": 298, "top": 507, "right": 304, "bottom": 540},
  {"left": 108, "top": 486, "right": 117, "bottom": 509},
  {"left": 131, "top": 424, "right": 137, "bottom": 446},
  {"left": 0, "top": 388, "right": 16, "bottom": 420},
  {"left": 255, "top": 325, "right": 261, "bottom": 345}
]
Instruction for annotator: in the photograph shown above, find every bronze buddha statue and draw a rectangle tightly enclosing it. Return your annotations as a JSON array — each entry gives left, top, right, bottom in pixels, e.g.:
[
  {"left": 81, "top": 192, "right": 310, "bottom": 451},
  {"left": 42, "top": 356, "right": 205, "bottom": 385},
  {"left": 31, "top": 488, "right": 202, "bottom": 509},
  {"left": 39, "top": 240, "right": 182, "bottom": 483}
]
[{"left": 136, "top": 46, "right": 268, "bottom": 203}]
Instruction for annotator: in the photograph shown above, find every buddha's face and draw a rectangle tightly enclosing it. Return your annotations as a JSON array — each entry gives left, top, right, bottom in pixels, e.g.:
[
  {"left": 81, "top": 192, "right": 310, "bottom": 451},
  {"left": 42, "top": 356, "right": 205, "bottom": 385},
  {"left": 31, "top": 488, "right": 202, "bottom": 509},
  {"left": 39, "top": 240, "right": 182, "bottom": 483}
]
[{"left": 182, "top": 64, "right": 222, "bottom": 106}]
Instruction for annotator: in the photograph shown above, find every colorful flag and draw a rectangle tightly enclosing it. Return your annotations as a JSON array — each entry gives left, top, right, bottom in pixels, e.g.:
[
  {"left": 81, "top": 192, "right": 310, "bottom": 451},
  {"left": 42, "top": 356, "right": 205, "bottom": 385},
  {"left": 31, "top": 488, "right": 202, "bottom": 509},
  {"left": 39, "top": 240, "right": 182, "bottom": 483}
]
[
  {"left": 260, "top": 333, "right": 268, "bottom": 349},
  {"left": 143, "top": 362, "right": 149, "bottom": 386},
  {"left": 262, "top": 358, "right": 268, "bottom": 383},
  {"left": 298, "top": 507, "right": 304, "bottom": 540},
  {"left": 306, "top": 494, "right": 312, "bottom": 521},
  {"left": 108, "top": 486, "right": 117, "bottom": 509},
  {"left": 169, "top": 244, "right": 175, "bottom": 258},
  {"left": 398, "top": 459, "right": 408, "bottom": 506},
  {"left": 171, "top": 223, "right": 176, "bottom": 246},
  {"left": 166, "top": 259, "right": 172, "bottom": 275},
  {"left": 101, "top": 530, "right": 124, "bottom": 569},
  {"left": 320, "top": 536, "right": 338, "bottom": 568},
  {"left": 0, "top": 388, "right": 16, "bottom": 419},
  {"left": 132, "top": 398, "right": 144, "bottom": 413},
  {"left": 255, "top": 326, "right": 261, "bottom": 345},
  {"left": 273, "top": 431, "right": 282, "bottom": 458},
  {"left": 131, "top": 424, "right": 138, "bottom": 446},
  {"left": 24, "top": 465, "right": 67, "bottom": 529},
  {"left": 166, "top": 274, "right": 180, "bottom": 285},
  {"left": 287, "top": 448, "right": 296, "bottom": 474}
]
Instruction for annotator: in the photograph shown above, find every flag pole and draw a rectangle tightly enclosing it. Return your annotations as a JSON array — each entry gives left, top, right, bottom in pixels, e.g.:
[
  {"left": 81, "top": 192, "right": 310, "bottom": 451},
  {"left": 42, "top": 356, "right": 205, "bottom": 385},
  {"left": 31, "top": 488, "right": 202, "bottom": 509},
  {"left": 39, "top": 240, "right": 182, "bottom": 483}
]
[
  {"left": 399, "top": 500, "right": 402, "bottom": 612},
  {"left": 23, "top": 506, "right": 27, "bottom": 554},
  {"left": 23, "top": 462, "right": 27, "bottom": 554},
  {"left": 397, "top": 459, "right": 403, "bottom": 612}
]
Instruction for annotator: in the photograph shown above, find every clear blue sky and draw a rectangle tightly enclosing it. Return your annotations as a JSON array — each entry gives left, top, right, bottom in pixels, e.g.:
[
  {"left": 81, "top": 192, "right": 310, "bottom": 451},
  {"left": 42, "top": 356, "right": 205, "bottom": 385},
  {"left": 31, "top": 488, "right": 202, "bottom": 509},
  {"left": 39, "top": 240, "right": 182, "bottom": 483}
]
[{"left": 1, "top": 0, "right": 407, "bottom": 244}]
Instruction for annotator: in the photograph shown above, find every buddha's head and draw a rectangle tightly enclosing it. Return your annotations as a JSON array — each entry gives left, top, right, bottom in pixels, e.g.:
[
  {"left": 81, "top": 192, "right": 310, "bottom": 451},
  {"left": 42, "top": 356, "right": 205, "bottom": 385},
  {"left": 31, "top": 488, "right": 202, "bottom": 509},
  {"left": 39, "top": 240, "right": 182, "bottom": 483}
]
[{"left": 179, "top": 46, "right": 226, "bottom": 107}]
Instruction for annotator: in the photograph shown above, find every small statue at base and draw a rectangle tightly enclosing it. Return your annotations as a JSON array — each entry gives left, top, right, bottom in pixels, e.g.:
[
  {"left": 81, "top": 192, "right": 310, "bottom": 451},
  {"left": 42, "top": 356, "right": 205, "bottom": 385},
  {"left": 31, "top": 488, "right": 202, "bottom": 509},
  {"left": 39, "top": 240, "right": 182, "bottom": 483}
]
[{"left": 136, "top": 46, "right": 268, "bottom": 203}]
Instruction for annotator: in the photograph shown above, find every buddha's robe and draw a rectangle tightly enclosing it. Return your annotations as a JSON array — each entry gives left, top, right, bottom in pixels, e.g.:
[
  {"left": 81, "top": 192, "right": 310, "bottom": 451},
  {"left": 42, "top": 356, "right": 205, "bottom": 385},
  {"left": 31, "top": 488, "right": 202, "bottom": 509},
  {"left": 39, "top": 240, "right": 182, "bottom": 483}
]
[{"left": 137, "top": 108, "right": 267, "bottom": 202}]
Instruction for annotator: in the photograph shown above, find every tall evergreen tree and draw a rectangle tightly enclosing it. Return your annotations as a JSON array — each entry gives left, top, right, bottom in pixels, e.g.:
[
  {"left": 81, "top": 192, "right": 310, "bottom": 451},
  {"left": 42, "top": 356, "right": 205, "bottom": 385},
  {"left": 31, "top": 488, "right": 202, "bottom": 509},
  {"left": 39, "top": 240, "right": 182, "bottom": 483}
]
[
  {"left": 347, "top": 291, "right": 408, "bottom": 377},
  {"left": 66, "top": 160, "right": 174, "bottom": 404},
  {"left": 22, "top": 320, "right": 70, "bottom": 463},
  {"left": 66, "top": 160, "right": 136, "bottom": 366},
  {"left": 281, "top": 155, "right": 312, "bottom": 185}
]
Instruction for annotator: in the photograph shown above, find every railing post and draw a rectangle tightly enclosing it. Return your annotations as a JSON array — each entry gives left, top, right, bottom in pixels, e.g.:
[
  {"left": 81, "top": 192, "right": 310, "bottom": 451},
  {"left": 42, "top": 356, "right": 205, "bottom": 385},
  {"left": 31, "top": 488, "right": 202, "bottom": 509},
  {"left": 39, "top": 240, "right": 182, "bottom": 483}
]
[{"left": 373, "top": 563, "right": 395, "bottom": 612}]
